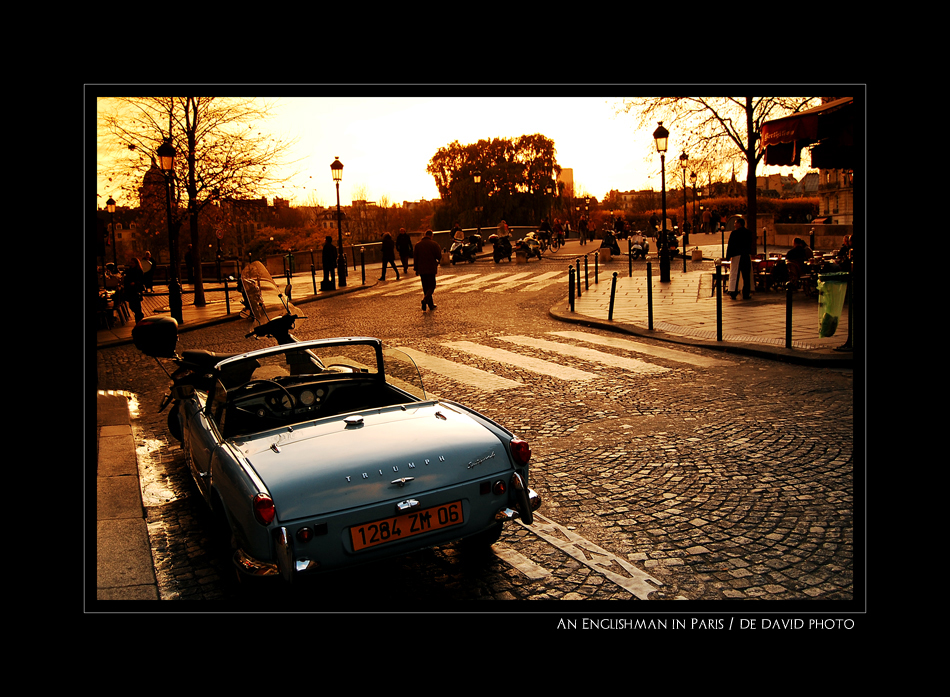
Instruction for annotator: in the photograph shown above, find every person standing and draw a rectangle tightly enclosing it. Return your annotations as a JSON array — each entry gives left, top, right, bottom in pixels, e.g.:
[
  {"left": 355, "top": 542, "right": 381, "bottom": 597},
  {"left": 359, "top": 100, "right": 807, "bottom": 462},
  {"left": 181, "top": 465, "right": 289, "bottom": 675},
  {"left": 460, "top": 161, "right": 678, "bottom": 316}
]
[
  {"left": 726, "top": 217, "right": 753, "bottom": 300},
  {"left": 380, "top": 232, "right": 400, "bottom": 280},
  {"left": 124, "top": 255, "right": 146, "bottom": 322},
  {"left": 141, "top": 251, "right": 154, "bottom": 293},
  {"left": 579, "top": 215, "right": 589, "bottom": 246},
  {"left": 396, "top": 228, "right": 412, "bottom": 273},
  {"left": 413, "top": 229, "right": 442, "bottom": 311}
]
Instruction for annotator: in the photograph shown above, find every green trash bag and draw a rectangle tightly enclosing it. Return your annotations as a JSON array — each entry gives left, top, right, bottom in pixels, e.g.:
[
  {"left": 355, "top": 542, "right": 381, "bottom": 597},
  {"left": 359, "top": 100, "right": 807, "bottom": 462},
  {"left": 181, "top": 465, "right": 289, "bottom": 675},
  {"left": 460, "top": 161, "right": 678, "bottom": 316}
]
[{"left": 817, "top": 272, "right": 849, "bottom": 338}]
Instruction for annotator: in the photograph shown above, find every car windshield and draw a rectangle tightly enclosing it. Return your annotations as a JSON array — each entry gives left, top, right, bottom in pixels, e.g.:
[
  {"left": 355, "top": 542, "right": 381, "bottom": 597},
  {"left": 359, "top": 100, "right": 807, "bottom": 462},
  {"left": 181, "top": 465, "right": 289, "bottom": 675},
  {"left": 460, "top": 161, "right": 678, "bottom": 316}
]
[{"left": 212, "top": 340, "right": 427, "bottom": 439}]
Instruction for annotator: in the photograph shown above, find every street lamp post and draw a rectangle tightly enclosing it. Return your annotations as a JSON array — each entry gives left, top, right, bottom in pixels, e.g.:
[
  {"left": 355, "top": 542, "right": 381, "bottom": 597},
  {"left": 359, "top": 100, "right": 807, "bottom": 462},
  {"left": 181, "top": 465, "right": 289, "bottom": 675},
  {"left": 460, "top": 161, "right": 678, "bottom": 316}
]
[
  {"left": 680, "top": 153, "right": 689, "bottom": 247},
  {"left": 157, "top": 138, "right": 183, "bottom": 324},
  {"left": 331, "top": 157, "right": 347, "bottom": 288},
  {"left": 690, "top": 171, "right": 697, "bottom": 232},
  {"left": 474, "top": 170, "right": 482, "bottom": 238},
  {"left": 106, "top": 197, "right": 117, "bottom": 267},
  {"left": 653, "top": 122, "right": 671, "bottom": 282}
]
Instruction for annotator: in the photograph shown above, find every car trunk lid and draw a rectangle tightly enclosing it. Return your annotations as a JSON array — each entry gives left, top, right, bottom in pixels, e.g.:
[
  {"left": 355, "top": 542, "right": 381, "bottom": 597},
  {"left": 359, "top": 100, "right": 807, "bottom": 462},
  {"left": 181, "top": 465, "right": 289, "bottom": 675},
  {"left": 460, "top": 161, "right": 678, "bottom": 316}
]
[{"left": 231, "top": 402, "right": 510, "bottom": 521}]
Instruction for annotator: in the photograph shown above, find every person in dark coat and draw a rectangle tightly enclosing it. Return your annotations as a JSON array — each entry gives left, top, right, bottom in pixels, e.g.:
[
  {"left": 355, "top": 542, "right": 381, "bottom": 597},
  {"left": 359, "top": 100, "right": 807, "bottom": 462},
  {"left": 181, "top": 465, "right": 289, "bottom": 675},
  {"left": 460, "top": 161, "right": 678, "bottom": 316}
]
[
  {"left": 725, "top": 217, "right": 753, "bottom": 300},
  {"left": 413, "top": 229, "right": 442, "bottom": 311},
  {"left": 380, "top": 232, "right": 400, "bottom": 280},
  {"left": 396, "top": 228, "right": 413, "bottom": 273},
  {"left": 123, "top": 255, "right": 146, "bottom": 322},
  {"left": 322, "top": 236, "right": 337, "bottom": 284}
]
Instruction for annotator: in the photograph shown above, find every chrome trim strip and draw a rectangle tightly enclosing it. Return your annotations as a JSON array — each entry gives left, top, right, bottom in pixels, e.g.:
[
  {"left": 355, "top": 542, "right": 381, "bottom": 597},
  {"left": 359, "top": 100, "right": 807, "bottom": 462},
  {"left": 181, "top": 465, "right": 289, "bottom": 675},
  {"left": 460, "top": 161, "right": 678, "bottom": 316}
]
[{"left": 274, "top": 526, "right": 294, "bottom": 583}]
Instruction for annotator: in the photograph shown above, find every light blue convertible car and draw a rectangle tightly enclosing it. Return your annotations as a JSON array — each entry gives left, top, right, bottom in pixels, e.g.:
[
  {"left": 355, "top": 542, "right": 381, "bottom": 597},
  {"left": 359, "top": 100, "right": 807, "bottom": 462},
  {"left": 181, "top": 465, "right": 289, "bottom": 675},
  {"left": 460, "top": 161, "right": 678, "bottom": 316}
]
[{"left": 135, "top": 318, "right": 540, "bottom": 585}]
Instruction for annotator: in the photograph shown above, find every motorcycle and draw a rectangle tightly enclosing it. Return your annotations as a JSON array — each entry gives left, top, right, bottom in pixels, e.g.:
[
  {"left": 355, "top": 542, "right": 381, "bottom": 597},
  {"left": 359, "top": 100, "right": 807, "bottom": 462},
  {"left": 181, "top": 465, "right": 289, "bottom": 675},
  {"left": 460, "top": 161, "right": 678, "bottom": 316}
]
[
  {"left": 515, "top": 233, "right": 543, "bottom": 261},
  {"left": 493, "top": 234, "right": 513, "bottom": 263},
  {"left": 661, "top": 230, "right": 680, "bottom": 256},
  {"left": 600, "top": 230, "right": 621, "bottom": 257},
  {"left": 450, "top": 236, "right": 478, "bottom": 264}
]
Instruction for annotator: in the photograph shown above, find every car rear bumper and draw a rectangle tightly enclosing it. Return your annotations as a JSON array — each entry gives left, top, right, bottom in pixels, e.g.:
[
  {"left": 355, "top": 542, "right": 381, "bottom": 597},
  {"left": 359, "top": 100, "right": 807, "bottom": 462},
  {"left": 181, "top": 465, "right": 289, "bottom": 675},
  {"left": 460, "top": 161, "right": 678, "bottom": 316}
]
[{"left": 232, "top": 486, "right": 541, "bottom": 583}]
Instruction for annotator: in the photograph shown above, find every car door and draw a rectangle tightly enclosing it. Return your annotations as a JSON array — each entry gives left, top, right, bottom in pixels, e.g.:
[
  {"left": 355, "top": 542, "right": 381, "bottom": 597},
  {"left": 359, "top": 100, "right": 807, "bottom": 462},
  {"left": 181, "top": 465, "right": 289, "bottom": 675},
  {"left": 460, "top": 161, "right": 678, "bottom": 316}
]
[{"left": 183, "top": 383, "right": 225, "bottom": 504}]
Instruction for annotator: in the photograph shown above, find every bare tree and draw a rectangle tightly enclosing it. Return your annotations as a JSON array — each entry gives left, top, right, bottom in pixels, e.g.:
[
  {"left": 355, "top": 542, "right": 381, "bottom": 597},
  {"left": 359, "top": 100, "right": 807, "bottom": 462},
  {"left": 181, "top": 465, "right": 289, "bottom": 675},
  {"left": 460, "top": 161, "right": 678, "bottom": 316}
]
[
  {"left": 615, "top": 96, "right": 817, "bottom": 241},
  {"left": 98, "top": 97, "right": 301, "bottom": 305}
]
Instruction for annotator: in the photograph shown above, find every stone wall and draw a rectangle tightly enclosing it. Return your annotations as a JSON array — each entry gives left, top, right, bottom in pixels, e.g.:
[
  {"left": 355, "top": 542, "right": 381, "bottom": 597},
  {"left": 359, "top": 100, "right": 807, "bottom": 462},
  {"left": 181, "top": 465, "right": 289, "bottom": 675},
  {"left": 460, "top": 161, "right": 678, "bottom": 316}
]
[{"left": 766, "top": 224, "right": 852, "bottom": 252}]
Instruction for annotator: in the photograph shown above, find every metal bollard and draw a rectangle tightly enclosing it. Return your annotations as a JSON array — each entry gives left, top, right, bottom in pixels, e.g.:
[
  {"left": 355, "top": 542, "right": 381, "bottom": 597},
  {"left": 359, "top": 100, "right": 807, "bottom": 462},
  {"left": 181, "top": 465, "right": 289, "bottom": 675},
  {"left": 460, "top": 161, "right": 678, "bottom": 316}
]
[
  {"left": 584, "top": 254, "right": 589, "bottom": 290},
  {"left": 785, "top": 281, "right": 794, "bottom": 348},
  {"left": 595, "top": 252, "right": 599, "bottom": 284},
  {"left": 360, "top": 247, "right": 366, "bottom": 285},
  {"left": 608, "top": 272, "right": 618, "bottom": 321},
  {"left": 628, "top": 238, "right": 633, "bottom": 278},
  {"left": 311, "top": 263, "right": 317, "bottom": 295},
  {"left": 715, "top": 264, "right": 723, "bottom": 341},
  {"left": 224, "top": 276, "right": 232, "bottom": 315},
  {"left": 576, "top": 259, "right": 581, "bottom": 298},
  {"left": 647, "top": 262, "right": 654, "bottom": 331},
  {"left": 568, "top": 266, "right": 575, "bottom": 312}
]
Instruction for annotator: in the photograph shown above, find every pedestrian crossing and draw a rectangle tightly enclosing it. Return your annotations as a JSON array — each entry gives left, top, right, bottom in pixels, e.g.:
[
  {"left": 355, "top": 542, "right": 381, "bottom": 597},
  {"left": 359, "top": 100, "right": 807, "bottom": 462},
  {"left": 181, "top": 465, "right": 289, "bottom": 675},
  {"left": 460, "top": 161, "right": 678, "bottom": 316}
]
[
  {"left": 387, "top": 330, "right": 733, "bottom": 393},
  {"left": 360, "top": 271, "right": 566, "bottom": 297}
]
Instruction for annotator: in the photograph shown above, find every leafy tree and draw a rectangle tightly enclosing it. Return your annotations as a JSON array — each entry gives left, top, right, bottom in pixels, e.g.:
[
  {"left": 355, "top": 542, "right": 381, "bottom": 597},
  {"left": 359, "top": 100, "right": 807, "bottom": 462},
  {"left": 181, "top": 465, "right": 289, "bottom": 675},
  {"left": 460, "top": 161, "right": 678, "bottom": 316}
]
[
  {"left": 615, "top": 96, "right": 817, "bottom": 243},
  {"left": 427, "top": 134, "right": 562, "bottom": 228},
  {"left": 98, "top": 97, "right": 300, "bottom": 305}
]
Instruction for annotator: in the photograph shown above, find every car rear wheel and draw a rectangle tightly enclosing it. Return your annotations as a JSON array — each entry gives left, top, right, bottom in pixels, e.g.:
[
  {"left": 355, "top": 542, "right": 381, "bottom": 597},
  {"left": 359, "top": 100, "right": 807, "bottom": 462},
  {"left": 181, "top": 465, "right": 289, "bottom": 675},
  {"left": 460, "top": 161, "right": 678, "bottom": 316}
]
[{"left": 459, "top": 522, "right": 503, "bottom": 553}]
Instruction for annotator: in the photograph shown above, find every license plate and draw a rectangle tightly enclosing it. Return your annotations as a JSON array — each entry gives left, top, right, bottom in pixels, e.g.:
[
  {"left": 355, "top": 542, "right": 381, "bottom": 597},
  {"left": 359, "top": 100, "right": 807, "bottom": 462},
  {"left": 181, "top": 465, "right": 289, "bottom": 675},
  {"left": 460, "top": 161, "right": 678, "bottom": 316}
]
[{"left": 350, "top": 500, "right": 463, "bottom": 552}]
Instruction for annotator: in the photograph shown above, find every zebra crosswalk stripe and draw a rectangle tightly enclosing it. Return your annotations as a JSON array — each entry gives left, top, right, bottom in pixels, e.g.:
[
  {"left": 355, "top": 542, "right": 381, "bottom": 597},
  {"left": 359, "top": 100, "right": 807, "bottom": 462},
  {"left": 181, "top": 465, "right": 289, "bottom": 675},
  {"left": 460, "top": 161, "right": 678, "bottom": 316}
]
[
  {"left": 451, "top": 273, "right": 510, "bottom": 293},
  {"left": 497, "top": 335, "right": 670, "bottom": 374},
  {"left": 386, "top": 329, "right": 728, "bottom": 393},
  {"left": 390, "top": 346, "right": 523, "bottom": 392},
  {"left": 442, "top": 341, "right": 597, "bottom": 381},
  {"left": 547, "top": 331, "right": 734, "bottom": 367}
]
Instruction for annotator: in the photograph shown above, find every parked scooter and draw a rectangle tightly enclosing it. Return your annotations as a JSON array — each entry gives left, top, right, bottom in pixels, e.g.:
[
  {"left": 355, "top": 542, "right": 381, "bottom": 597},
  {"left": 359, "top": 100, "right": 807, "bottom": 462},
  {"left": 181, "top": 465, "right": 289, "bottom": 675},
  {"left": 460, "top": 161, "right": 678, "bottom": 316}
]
[
  {"left": 132, "top": 264, "right": 306, "bottom": 442},
  {"left": 450, "top": 236, "right": 478, "bottom": 264},
  {"left": 493, "top": 234, "right": 513, "bottom": 263},
  {"left": 600, "top": 230, "right": 621, "bottom": 257},
  {"left": 629, "top": 232, "right": 650, "bottom": 260},
  {"left": 515, "top": 233, "right": 543, "bottom": 261},
  {"left": 658, "top": 229, "right": 680, "bottom": 256}
]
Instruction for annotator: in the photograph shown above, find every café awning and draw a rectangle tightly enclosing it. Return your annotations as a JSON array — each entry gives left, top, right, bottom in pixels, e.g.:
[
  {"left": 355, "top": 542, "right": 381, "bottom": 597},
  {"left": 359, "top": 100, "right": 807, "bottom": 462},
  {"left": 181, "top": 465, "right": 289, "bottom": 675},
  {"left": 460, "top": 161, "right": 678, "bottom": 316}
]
[{"left": 761, "top": 97, "right": 854, "bottom": 168}]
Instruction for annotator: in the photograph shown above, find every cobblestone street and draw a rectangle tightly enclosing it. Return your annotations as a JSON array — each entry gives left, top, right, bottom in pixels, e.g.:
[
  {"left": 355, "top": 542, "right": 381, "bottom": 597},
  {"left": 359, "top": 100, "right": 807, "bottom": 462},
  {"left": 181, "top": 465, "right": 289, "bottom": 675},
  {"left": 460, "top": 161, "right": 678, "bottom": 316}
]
[{"left": 96, "top": 270, "right": 855, "bottom": 608}]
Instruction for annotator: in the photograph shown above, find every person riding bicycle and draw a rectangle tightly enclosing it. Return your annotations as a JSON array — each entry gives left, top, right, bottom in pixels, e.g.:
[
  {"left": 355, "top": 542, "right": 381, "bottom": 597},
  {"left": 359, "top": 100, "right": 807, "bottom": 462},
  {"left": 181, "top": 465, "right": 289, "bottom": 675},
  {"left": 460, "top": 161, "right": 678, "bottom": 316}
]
[
  {"left": 553, "top": 218, "right": 565, "bottom": 249},
  {"left": 538, "top": 218, "right": 552, "bottom": 250}
]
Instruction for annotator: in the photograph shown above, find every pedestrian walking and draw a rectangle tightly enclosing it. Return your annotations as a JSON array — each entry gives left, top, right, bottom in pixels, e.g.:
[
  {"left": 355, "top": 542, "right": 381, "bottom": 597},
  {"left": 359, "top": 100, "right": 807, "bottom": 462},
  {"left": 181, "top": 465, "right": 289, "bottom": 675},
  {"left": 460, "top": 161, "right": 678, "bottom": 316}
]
[
  {"left": 413, "top": 229, "right": 442, "bottom": 311},
  {"left": 725, "top": 217, "right": 753, "bottom": 300},
  {"left": 396, "top": 228, "right": 413, "bottom": 273},
  {"left": 380, "top": 231, "right": 400, "bottom": 280}
]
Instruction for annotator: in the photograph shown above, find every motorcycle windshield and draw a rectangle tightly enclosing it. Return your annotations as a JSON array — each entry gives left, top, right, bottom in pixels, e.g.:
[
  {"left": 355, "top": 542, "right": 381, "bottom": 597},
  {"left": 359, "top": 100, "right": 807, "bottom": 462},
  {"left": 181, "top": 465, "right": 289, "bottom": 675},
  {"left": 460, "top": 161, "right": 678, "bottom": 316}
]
[{"left": 242, "top": 261, "right": 297, "bottom": 324}]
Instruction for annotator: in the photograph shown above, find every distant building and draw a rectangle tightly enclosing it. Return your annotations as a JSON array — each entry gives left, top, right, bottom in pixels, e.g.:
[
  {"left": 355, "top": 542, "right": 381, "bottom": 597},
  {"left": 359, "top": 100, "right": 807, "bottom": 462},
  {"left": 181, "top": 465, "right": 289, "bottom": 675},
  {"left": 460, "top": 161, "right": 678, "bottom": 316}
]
[{"left": 756, "top": 173, "right": 804, "bottom": 198}]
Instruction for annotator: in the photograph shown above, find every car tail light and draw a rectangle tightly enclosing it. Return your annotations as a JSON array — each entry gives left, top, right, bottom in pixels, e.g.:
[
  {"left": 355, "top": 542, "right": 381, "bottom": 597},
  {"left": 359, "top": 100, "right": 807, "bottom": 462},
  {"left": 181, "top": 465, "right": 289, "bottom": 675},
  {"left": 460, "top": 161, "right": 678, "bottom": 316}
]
[
  {"left": 253, "top": 493, "right": 276, "bottom": 525},
  {"left": 510, "top": 438, "right": 531, "bottom": 465},
  {"left": 296, "top": 527, "right": 313, "bottom": 543},
  {"left": 492, "top": 480, "right": 506, "bottom": 495}
]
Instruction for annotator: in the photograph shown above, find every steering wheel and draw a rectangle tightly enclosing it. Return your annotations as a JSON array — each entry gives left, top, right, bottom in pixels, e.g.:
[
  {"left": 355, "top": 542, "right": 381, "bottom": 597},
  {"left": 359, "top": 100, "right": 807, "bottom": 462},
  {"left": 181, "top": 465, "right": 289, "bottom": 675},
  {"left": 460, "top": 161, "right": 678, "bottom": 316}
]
[{"left": 243, "top": 379, "right": 296, "bottom": 411}]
